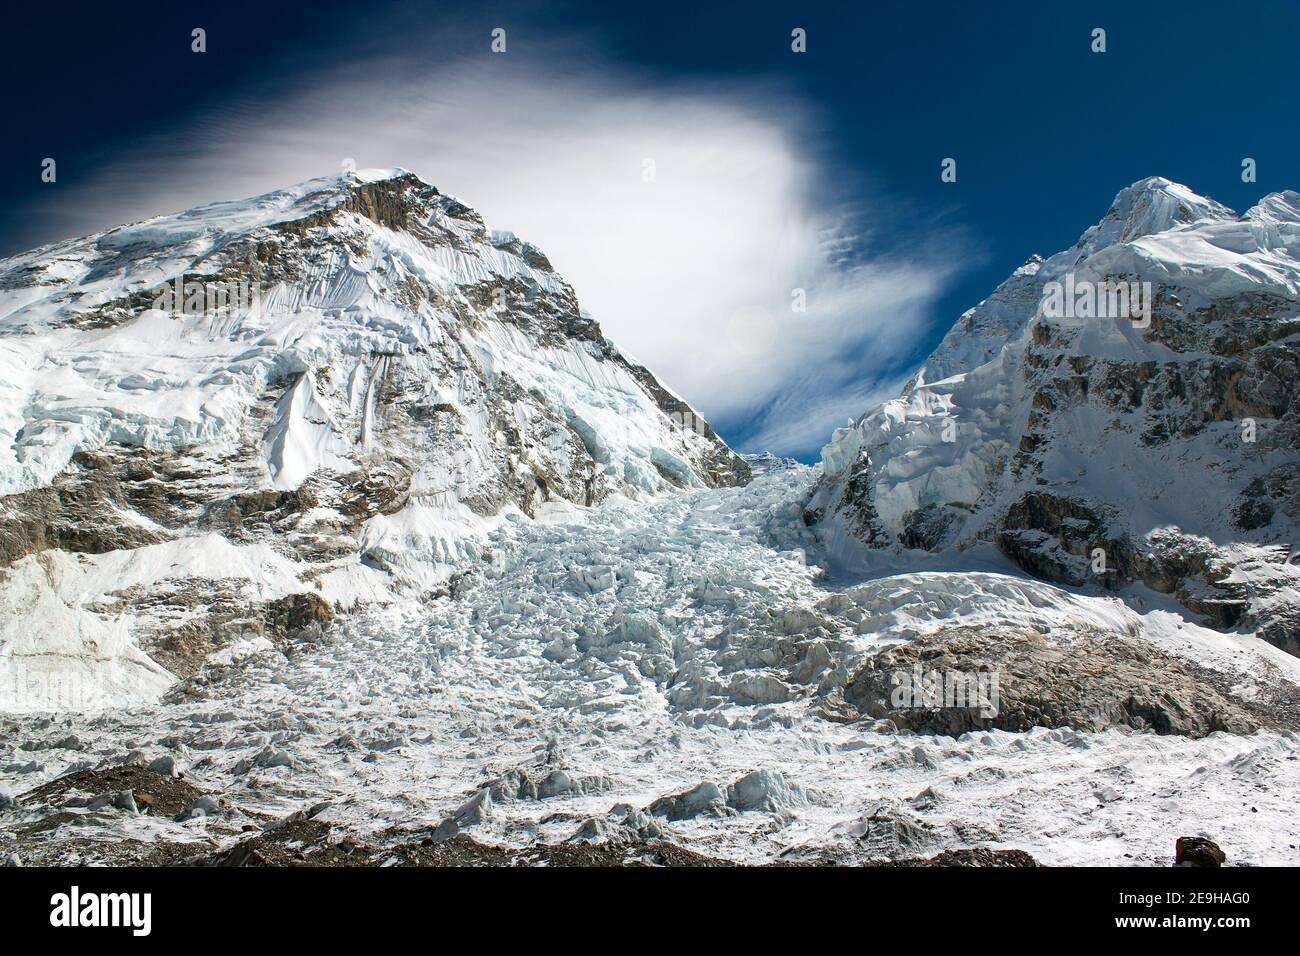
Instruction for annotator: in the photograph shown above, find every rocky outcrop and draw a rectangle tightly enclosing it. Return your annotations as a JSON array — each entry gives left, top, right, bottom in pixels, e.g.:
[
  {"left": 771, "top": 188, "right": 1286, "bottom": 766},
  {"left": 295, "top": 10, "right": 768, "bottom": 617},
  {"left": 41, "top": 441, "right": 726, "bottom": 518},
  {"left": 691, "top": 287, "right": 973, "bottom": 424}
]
[
  {"left": 841, "top": 626, "right": 1298, "bottom": 736},
  {"left": 0, "top": 450, "right": 176, "bottom": 566},
  {"left": 22, "top": 764, "right": 206, "bottom": 820},
  {"left": 264, "top": 592, "right": 335, "bottom": 640},
  {"left": 1175, "top": 836, "right": 1226, "bottom": 867}
]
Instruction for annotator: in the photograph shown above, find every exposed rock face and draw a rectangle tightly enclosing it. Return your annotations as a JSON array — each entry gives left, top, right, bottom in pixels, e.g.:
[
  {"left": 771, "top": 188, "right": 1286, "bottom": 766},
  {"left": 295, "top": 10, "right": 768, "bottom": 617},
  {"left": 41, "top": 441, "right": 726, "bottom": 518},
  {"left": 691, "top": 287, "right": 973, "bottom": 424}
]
[
  {"left": 0, "top": 461, "right": 164, "bottom": 565},
  {"left": 0, "top": 168, "right": 748, "bottom": 709},
  {"left": 841, "top": 626, "right": 1298, "bottom": 737},
  {"left": 809, "top": 178, "right": 1300, "bottom": 654},
  {"left": 264, "top": 592, "right": 335, "bottom": 640}
]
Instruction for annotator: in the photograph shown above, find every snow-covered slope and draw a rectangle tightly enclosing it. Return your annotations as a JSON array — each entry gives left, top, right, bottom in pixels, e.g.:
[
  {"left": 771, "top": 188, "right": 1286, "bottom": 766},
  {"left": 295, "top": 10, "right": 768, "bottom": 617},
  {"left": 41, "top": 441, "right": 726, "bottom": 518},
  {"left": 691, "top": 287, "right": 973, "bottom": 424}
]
[
  {"left": 0, "top": 169, "right": 748, "bottom": 709},
  {"left": 809, "top": 177, "right": 1300, "bottom": 653}
]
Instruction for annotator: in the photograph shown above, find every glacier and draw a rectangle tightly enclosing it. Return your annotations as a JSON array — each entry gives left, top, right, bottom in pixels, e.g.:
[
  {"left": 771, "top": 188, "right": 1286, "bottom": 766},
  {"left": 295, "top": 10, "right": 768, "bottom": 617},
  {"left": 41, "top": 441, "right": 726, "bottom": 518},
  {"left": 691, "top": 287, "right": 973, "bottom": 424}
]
[{"left": 3, "top": 465, "right": 1299, "bottom": 865}]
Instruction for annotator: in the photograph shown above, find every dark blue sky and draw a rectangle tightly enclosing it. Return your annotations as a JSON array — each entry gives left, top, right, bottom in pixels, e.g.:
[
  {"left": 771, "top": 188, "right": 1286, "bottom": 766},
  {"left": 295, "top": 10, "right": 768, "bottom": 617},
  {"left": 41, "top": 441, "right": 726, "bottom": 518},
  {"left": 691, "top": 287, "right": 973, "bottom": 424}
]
[{"left": 3, "top": 0, "right": 1297, "bottom": 457}]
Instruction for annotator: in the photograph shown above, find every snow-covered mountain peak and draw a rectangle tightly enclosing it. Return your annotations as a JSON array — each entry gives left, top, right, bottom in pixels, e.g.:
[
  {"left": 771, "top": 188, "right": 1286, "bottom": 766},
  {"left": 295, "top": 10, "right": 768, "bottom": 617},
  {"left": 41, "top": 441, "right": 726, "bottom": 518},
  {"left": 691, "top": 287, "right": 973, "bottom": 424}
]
[
  {"left": 811, "top": 176, "right": 1300, "bottom": 657},
  {"left": 0, "top": 169, "right": 750, "bottom": 708},
  {"left": 1, "top": 168, "right": 534, "bottom": 334},
  {"left": 909, "top": 178, "right": 1300, "bottom": 391},
  {"left": 0, "top": 167, "right": 744, "bottom": 493},
  {"left": 1075, "top": 176, "right": 1237, "bottom": 255}
]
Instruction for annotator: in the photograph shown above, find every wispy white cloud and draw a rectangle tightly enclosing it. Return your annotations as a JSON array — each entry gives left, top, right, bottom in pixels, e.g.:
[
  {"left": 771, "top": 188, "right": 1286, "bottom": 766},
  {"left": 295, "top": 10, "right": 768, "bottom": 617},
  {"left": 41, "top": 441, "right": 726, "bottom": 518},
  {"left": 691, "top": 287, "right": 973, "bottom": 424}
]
[
  {"left": 17, "top": 42, "right": 963, "bottom": 457},
  {"left": 739, "top": 373, "right": 914, "bottom": 459}
]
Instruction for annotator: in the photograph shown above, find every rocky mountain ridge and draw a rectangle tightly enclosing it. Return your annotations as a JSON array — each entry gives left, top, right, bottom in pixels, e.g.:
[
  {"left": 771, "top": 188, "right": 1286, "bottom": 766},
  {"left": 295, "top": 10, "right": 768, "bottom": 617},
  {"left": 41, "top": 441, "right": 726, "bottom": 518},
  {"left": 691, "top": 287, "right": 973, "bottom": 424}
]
[{"left": 808, "top": 177, "right": 1300, "bottom": 655}]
